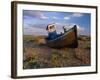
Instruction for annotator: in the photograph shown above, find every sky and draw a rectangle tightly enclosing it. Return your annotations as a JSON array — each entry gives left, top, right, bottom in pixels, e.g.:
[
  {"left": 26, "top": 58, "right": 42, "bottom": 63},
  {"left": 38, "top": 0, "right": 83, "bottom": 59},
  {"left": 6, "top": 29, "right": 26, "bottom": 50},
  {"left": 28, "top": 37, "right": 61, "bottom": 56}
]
[{"left": 23, "top": 10, "right": 91, "bottom": 36}]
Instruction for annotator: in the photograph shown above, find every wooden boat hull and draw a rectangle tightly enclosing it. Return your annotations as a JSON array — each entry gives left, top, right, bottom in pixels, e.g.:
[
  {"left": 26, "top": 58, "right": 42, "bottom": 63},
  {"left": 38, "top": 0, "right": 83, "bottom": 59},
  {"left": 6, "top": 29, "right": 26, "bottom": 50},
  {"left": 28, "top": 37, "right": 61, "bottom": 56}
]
[{"left": 45, "top": 25, "right": 78, "bottom": 48}]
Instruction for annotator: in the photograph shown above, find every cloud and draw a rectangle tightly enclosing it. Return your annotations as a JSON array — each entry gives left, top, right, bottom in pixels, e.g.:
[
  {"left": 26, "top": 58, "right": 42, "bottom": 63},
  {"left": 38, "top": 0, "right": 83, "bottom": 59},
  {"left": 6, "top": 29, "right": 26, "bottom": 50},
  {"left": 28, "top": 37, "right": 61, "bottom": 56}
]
[
  {"left": 62, "top": 24, "right": 85, "bottom": 35},
  {"left": 41, "top": 14, "right": 48, "bottom": 19},
  {"left": 24, "top": 25, "right": 47, "bottom": 35},
  {"left": 54, "top": 23, "right": 85, "bottom": 35},
  {"left": 64, "top": 16, "right": 70, "bottom": 20},
  {"left": 76, "top": 25, "right": 85, "bottom": 31},
  {"left": 55, "top": 22, "right": 62, "bottom": 25},
  {"left": 52, "top": 16, "right": 70, "bottom": 20},
  {"left": 24, "top": 22, "right": 88, "bottom": 35},
  {"left": 72, "top": 13, "right": 83, "bottom": 17},
  {"left": 53, "top": 16, "right": 58, "bottom": 19},
  {"left": 76, "top": 25, "right": 85, "bottom": 35},
  {"left": 23, "top": 10, "right": 48, "bottom": 19},
  {"left": 63, "top": 13, "right": 83, "bottom": 20},
  {"left": 67, "top": 24, "right": 84, "bottom": 31}
]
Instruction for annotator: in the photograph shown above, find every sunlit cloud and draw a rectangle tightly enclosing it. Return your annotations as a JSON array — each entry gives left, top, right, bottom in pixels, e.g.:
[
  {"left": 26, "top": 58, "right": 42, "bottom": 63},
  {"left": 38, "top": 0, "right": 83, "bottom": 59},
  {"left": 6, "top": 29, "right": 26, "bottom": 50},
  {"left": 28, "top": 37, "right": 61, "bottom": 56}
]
[
  {"left": 72, "top": 13, "right": 83, "bottom": 17},
  {"left": 64, "top": 16, "right": 70, "bottom": 20}
]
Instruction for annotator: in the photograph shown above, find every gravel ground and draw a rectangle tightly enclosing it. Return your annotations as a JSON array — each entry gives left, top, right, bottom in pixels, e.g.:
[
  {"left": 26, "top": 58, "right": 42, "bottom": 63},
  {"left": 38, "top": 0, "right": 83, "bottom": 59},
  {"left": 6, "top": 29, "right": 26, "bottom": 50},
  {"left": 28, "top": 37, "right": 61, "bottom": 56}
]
[{"left": 23, "top": 39, "right": 91, "bottom": 69}]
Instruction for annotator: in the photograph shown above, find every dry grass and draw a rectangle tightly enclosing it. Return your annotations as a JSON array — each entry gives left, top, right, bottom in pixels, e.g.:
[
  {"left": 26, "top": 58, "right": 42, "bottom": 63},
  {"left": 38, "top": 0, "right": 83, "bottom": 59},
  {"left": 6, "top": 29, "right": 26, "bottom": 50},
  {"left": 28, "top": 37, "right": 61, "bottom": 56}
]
[{"left": 23, "top": 35, "right": 91, "bottom": 69}]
